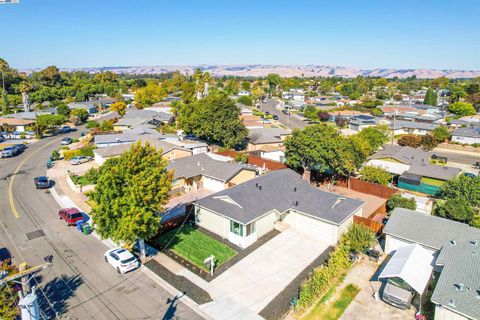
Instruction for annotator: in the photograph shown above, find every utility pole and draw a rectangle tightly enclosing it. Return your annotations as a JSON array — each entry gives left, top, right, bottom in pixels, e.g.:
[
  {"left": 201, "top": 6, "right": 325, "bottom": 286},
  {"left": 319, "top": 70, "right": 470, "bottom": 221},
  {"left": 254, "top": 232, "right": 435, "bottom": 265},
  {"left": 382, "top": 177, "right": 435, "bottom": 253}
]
[{"left": 0, "top": 256, "right": 53, "bottom": 320}]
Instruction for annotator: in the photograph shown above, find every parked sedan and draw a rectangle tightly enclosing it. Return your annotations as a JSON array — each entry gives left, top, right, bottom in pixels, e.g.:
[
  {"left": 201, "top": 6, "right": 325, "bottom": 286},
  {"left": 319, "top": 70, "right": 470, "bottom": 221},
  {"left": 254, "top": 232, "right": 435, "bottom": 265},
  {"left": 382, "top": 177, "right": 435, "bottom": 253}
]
[
  {"left": 104, "top": 248, "right": 140, "bottom": 274},
  {"left": 60, "top": 126, "right": 72, "bottom": 133},
  {"left": 34, "top": 176, "right": 51, "bottom": 189},
  {"left": 1, "top": 146, "right": 16, "bottom": 158},
  {"left": 70, "top": 156, "right": 93, "bottom": 165},
  {"left": 61, "top": 137, "right": 73, "bottom": 145}
]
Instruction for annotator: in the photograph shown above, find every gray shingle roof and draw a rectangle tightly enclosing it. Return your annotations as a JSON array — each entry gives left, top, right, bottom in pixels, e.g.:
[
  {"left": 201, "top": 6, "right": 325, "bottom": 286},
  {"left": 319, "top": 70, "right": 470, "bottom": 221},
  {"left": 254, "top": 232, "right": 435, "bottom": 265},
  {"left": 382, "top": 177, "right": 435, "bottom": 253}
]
[
  {"left": 390, "top": 120, "right": 438, "bottom": 131},
  {"left": 94, "top": 139, "right": 189, "bottom": 158},
  {"left": 248, "top": 128, "right": 290, "bottom": 144},
  {"left": 94, "top": 127, "right": 162, "bottom": 145},
  {"left": 431, "top": 240, "right": 480, "bottom": 320},
  {"left": 384, "top": 208, "right": 480, "bottom": 251},
  {"left": 407, "top": 163, "right": 461, "bottom": 181},
  {"left": 195, "top": 169, "right": 365, "bottom": 225},
  {"left": 369, "top": 145, "right": 432, "bottom": 165},
  {"left": 167, "top": 153, "right": 255, "bottom": 181},
  {"left": 452, "top": 126, "right": 480, "bottom": 138}
]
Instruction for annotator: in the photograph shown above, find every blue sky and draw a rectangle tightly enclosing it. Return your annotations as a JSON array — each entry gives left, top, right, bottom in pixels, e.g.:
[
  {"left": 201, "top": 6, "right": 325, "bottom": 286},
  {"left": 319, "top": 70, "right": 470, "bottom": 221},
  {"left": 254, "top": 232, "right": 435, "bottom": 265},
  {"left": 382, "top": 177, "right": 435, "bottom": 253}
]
[{"left": 1, "top": 0, "right": 479, "bottom": 70}]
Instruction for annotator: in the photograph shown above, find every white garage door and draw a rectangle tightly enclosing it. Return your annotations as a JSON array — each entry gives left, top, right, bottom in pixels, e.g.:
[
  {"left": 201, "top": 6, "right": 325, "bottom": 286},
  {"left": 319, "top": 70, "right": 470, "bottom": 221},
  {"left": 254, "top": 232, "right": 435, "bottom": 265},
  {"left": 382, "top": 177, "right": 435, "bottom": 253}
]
[
  {"left": 296, "top": 214, "right": 335, "bottom": 244},
  {"left": 203, "top": 177, "right": 225, "bottom": 192}
]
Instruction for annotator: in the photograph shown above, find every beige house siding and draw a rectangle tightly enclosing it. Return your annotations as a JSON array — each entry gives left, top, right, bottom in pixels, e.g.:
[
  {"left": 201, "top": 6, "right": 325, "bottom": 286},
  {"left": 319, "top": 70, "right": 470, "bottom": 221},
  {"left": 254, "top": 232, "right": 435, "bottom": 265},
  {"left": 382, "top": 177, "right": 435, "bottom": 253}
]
[
  {"left": 255, "top": 210, "right": 278, "bottom": 238},
  {"left": 434, "top": 305, "right": 469, "bottom": 320},
  {"left": 247, "top": 142, "right": 284, "bottom": 152},
  {"left": 163, "top": 149, "right": 192, "bottom": 161},
  {"left": 195, "top": 207, "right": 230, "bottom": 239},
  {"left": 228, "top": 169, "right": 256, "bottom": 186}
]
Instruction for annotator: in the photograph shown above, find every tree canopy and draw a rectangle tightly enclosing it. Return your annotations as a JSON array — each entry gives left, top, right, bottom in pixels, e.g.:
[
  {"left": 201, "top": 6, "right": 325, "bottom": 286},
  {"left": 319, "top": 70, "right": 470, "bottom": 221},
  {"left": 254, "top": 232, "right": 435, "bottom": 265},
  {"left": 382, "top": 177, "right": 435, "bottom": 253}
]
[
  {"left": 359, "top": 165, "right": 392, "bottom": 186},
  {"left": 110, "top": 100, "right": 127, "bottom": 117},
  {"left": 178, "top": 94, "right": 247, "bottom": 149},
  {"left": 423, "top": 88, "right": 437, "bottom": 106},
  {"left": 448, "top": 101, "right": 476, "bottom": 116},
  {"left": 89, "top": 142, "right": 172, "bottom": 244}
]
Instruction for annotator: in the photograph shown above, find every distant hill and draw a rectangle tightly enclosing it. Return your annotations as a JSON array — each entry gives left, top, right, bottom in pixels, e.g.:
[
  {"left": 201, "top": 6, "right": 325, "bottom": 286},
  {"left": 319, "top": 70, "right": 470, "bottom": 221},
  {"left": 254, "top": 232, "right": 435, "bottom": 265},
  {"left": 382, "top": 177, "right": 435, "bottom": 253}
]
[{"left": 20, "top": 64, "right": 480, "bottom": 79}]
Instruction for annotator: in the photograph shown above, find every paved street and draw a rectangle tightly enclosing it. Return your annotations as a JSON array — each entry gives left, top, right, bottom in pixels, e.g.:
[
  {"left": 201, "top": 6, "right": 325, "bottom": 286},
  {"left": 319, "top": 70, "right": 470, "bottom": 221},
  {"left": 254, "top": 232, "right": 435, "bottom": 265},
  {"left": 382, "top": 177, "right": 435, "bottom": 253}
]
[
  {"left": 432, "top": 148, "right": 480, "bottom": 165},
  {"left": 0, "top": 133, "right": 202, "bottom": 320},
  {"left": 259, "top": 100, "right": 309, "bottom": 130}
]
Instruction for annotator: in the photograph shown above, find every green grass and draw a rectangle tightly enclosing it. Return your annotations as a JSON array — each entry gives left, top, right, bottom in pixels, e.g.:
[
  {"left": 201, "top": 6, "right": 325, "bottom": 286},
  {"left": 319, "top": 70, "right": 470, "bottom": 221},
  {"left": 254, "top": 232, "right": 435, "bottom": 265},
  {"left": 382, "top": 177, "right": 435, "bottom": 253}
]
[
  {"left": 70, "top": 174, "right": 94, "bottom": 186},
  {"left": 302, "top": 284, "right": 360, "bottom": 320},
  {"left": 154, "top": 225, "right": 237, "bottom": 271},
  {"left": 421, "top": 177, "right": 445, "bottom": 187}
]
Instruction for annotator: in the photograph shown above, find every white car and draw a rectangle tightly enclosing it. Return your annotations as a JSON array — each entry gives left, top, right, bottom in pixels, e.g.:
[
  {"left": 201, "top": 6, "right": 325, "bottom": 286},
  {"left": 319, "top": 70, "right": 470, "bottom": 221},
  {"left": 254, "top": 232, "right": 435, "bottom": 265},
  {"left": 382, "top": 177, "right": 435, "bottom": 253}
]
[
  {"left": 104, "top": 248, "right": 140, "bottom": 274},
  {"left": 69, "top": 156, "right": 92, "bottom": 165}
]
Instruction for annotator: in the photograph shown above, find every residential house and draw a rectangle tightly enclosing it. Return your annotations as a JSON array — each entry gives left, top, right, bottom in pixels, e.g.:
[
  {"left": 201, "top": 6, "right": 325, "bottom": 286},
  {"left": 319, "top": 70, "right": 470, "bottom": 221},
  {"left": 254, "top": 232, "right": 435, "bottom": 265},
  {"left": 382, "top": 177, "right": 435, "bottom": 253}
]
[
  {"left": 93, "top": 127, "right": 164, "bottom": 148},
  {"left": 431, "top": 239, "right": 480, "bottom": 320},
  {"left": 390, "top": 120, "right": 438, "bottom": 135},
  {"left": 282, "top": 91, "right": 305, "bottom": 102},
  {"left": 451, "top": 126, "right": 480, "bottom": 145},
  {"left": 4, "top": 110, "right": 54, "bottom": 121},
  {"left": 366, "top": 145, "right": 432, "bottom": 175},
  {"left": 250, "top": 145, "right": 286, "bottom": 163},
  {"left": 241, "top": 115, "right": 264, "bottom": 129},
  {"left": 383, "top": 208, "right": 480, "bottom": 320},
  {"left": 383, "top": 207, "right": 480, "bottom": 256},
  {"left": 238, "top": 90, "right": 251, "bottom": 96},
  {"left": 194, "top": 169, "right": 365, "bottom": 248},
  {"left": 240, "top": 107, "right": 253, "bottom": 116},
  {"left": 67, "top": 102, "right": 98, "bottom": 115},
  {"left": 168, "top": 153, "right": 257, "bottom": 194},
  {"left": 348, "top": 115, "right": 386, "bottom": 132},
  {"left": 0, "top": 118, "right": 35, "bottom": 137},
  {"left": 93, "top": 138, "right": 193, "bottom": 165},
  {"left": 113, "top": 109, "right": 174, "bottom": 131},
  {"left": 247, "top": 128, "right": 290, "bottom": 151}
]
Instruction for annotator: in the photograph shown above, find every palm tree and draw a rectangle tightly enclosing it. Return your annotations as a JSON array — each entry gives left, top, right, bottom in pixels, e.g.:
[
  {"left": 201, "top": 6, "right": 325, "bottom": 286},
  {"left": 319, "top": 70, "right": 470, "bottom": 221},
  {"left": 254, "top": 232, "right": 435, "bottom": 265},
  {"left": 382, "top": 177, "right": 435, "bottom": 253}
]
[
  {"left": 193, "top": 68, "right": 203, "bottom": 100},
  {"left": 202, "top": 72, "right": 212, "bottom": 98},
  {"left": 19, "top": 81, "right": 33, "bottom": 112},
  {"left": 0, "top": 58, "right": 9, "bottom": 115}
]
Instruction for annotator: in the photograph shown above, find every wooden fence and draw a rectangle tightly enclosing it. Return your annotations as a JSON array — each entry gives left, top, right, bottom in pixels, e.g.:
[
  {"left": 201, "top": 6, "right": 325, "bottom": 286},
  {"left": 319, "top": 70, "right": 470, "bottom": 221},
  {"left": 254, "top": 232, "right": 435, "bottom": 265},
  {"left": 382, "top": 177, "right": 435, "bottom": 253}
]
[
  {"left": 336, "top": 177, "right": 398, "bottom": 199},
  {"left": 353, "top": 215, "right": 384, "bottom": 234},
  {"left": 215, "top": 150, "right": 287, "bottom": 171}
]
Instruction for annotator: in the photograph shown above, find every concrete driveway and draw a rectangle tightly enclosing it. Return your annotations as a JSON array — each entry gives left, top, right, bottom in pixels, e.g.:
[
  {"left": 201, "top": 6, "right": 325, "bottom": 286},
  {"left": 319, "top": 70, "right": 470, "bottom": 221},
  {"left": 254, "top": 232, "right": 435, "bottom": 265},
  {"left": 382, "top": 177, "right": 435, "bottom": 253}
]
[{"left": 200, "top": 228, "right": 329, "bottom": 319}]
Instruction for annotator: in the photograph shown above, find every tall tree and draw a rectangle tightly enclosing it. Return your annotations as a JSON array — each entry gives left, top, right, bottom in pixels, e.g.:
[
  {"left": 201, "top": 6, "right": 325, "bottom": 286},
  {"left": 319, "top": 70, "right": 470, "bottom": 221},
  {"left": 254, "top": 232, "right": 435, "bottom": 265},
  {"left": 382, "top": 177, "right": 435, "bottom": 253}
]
[
  {"left": 448, "top": 101, "right": 476, "bottom": 116},
  {"left": 110, "top": 100, "right": 127, "bottom": 117},
  {"left": 89, "top": 142, "right": 172, "bottom": 257},
  {"left": 0, "top": 58, "right": 9, "bottom": 115},
  {"left": 423, "top": 88, "right": 437, "bottom": 106}
]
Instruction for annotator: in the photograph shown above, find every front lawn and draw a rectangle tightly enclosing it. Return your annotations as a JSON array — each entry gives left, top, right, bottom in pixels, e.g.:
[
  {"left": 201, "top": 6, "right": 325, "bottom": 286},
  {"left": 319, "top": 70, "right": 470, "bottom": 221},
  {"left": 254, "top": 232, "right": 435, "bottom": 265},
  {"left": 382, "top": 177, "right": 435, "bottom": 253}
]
[
  {"left": 153, "top": 225, "right": 237, "bottom": 271},
  {"left": 303, "top": 284, "right": 360, "bottom": 320}
]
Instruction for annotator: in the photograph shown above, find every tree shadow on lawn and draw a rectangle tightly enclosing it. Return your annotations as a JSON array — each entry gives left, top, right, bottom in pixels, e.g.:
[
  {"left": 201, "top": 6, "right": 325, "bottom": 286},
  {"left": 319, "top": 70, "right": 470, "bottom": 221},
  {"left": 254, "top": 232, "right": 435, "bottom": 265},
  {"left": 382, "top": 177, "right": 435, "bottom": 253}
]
[
  {"left": 151, "top": 224, "right": 197, "bottom": 251},
  {"left": 36, "top": 274, "right": 84, "bottom": 319}
]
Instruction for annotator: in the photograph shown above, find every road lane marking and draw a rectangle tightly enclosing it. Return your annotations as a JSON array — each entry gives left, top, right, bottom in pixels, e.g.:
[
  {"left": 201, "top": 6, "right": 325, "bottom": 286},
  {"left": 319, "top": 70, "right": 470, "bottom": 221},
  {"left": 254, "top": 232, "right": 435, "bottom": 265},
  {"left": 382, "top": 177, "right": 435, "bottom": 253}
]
[{"left": 8, "top": 138, "right": 61, "bottom": 218}]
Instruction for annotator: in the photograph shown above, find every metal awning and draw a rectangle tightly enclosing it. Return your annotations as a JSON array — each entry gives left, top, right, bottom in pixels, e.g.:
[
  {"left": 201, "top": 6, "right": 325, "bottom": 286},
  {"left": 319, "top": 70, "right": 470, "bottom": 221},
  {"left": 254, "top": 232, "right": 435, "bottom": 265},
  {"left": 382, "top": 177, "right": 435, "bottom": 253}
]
[{"left": 379, "top": 243, "right": 434, "bottom": 294}]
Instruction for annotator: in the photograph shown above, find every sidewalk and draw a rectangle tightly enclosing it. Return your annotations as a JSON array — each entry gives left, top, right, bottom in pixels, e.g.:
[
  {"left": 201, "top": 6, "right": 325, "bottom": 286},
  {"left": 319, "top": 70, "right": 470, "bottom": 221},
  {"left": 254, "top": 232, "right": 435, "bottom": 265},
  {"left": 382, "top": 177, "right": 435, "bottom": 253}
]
[{"left": 47, "top": 159, "right": 214, "bottom": 320}]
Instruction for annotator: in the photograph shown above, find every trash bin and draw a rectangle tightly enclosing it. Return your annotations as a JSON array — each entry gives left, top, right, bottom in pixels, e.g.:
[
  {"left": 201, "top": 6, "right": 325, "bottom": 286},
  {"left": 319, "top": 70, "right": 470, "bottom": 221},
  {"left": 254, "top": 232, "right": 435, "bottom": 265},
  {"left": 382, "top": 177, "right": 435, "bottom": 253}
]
[
  {"left": 82, "top": 224, "right": 91, "bottom": 235},
  {"left": 76, "top": 220, "right": 84, "bottom": 232}
]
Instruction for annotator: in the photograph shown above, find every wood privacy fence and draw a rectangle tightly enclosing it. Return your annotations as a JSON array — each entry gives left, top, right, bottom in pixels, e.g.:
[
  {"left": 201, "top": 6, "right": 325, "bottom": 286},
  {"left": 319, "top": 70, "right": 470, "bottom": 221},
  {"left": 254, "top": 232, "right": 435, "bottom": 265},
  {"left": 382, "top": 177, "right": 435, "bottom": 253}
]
[
  {"left": 353, "top": 215, "right": 384, "bottom": 234},
  {"left": 215, "top": 150, "right": 287, "bottom": 171},
  {"left": 337, "top": 177, "right": 399, "bottom": 199}
]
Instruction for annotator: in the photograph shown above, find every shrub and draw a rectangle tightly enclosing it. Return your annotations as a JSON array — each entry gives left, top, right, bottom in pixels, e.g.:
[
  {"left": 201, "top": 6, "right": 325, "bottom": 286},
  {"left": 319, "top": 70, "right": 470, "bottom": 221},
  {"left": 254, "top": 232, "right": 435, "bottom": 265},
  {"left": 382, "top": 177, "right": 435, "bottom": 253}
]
[
  {"left": 359, "top": 165, "right": 392, "bottom": 186},
  {"left": 435, "top": 198, "right": 474, "bottom": 223},
  {"left": 339, "top": 224, "right": 375, "bottom": 253},
  {"left": 420, "top": 134, "right": 439, "bottom": 151},
  {"left": 387, "top": 194, "right": 417, "bottom": 212},
  {"left": 398, "top": 134, "right": 422, "bottom": 148},
  {"left": 51, "top": 149, "right": 60, "bottom": 160},
  {"left": 432, "top": 125, "right": 451, "bottom": 142},
  {"left": 86, "top": 120, "right": 99, "bottom": 129}
]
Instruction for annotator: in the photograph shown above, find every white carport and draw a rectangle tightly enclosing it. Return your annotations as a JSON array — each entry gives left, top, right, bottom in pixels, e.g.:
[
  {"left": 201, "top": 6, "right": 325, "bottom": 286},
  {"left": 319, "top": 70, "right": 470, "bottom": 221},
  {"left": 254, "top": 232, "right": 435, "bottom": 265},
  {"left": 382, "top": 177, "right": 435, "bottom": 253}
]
[{"left": 379, "top": 243, "right": 434, "bottom": 295}]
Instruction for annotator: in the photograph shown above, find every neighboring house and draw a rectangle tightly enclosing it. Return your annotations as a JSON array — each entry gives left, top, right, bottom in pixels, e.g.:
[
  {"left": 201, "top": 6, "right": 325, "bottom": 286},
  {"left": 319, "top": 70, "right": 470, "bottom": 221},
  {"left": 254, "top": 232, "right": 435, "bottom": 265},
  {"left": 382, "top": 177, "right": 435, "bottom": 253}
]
[
  {"left": 366, "top": 145, "right": 432, "bottom": 175},
  {"left": 431, "top": 239, "right": 480, "bottom": 320},
  {"left": 282, "top": 91, "right": 305, "bottom": 102},
  {"left": 247, "top": 128, "right": 290, "bottom": 151},
  {"left": 451, "top": 126, "right": 480, "bottom": 145},
  {"left": 0, "top": 118, "right": 35, "bottom": 133},
  {"left": 383, "top": 208, "right": 480, "bottom": 256},
  {"left": 167, "top": 153, "right": 257, "bottom": 194},
  {"left": 113, "top": 109, "right": 174, "bottom": 131},
  {"left": 194, "top": 169, "right": 365, "bottom": 248},
  {"left": 241, "top": 115, "right": 264, "bottom": 129},
  {"left": 250, "top": 145, "right": 286, "bottom": 163},
  {"left": 389, "top": 120, "right": 438, "bottom": 135},
  {"left": 169, "top": 139, "right": 209, "bottom": 155},
  {"left": 383, "top": 208, "right": 480, "bottom": 320},
  {"left": 348, "top": 115, "right": 386, "bottom": 132},
  {"left": 330, "top": 110, "right": 370, "bottom": 121},
  {"left": 240, "top": 107, "right": 253, "bottom": 116},
  {"left": 93, "top": 138, "right": 192, "bottom": 165},
  {"left": 238, "top": 90, "right": 251, "bottom": 96},
  {"left": 94, "top": 127, "right": 165, "bottom": 148},
  {"left": 4, "top": 111, "right": 53, "bottom": 120},
  {"left": 398, "top": 163, "right": 461, "bottom": 195},
  {"left": 67, "top": 102, "right": 98, "bottom": 115}
]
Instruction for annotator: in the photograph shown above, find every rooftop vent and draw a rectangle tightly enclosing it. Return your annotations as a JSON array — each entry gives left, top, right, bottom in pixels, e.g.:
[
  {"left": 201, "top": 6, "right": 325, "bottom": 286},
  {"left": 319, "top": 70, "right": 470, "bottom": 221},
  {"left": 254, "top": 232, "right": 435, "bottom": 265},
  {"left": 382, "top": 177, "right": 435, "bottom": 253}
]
[
  {"left": 294, "top": 187, "right": 297, "bottom": 192},
  {"left": 471, "top": 240, "right": 478, "bottom": 246},
  {"left": 331, "top": 197, "right": 346, "bottom": 209},
  {"left": 454, "top": 283, "right": 464, "bottom": 291},
  {"left": 476, "top": 290, "right": 480, "bottom": 299},
  {"left": 293, "top": 201, "right": 299, "bottom": 206},
  {"left": 258, "top": 185, "right": 262, "bottom": 190},
  {"left": 451, "top": 239, "right": 457, "bottom": 246},
  {"left": 448, "top": 299, "right": 456, "bottom": 308}
]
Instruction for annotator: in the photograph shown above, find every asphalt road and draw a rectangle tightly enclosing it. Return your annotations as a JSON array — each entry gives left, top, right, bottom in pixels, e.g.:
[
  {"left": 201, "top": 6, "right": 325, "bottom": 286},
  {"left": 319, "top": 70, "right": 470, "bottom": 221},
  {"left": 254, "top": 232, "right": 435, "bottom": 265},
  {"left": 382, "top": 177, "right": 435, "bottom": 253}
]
[
  {"left": 259, "top": 100, "right": 309, "bottom": 130},
  {"left": 0, "top": 132, "right": 202, "bottom": 319},
  {"left": 432, "top": 149, "right": 480, "bottom": 165}
]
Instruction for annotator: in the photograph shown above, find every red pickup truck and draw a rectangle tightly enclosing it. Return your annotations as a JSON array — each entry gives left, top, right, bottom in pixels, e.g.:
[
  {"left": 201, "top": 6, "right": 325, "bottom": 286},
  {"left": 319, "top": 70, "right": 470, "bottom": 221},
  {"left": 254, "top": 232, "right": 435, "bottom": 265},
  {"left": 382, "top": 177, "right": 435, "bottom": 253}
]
[{"left": 58, "top": 208, "right": 84, "bottom": 226}]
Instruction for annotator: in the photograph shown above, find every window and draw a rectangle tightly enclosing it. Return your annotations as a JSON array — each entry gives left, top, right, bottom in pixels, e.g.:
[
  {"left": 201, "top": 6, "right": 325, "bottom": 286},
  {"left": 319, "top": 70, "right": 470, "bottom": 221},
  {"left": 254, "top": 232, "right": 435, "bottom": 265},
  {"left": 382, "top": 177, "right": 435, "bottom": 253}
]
[
  {"left": 246, "top": 222, "right": 256, "bottom": 236},
  {"left": 172, "top": 179, "right": 179, "bottom": 187},
  {"left": 230, "top": 221, "right": 243, "bottom": 236}
]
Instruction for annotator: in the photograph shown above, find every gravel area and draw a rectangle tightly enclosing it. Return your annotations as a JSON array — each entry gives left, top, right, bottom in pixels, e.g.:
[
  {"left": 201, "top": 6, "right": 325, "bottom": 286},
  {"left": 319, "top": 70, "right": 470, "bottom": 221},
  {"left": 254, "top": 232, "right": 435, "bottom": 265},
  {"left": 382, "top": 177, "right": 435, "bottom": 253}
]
[
  {"left": 259, "top": 246, "right": 333, "bottom": 320},
  {"left": 144, "top": 259, "right": 213, "bottom": 305}
]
